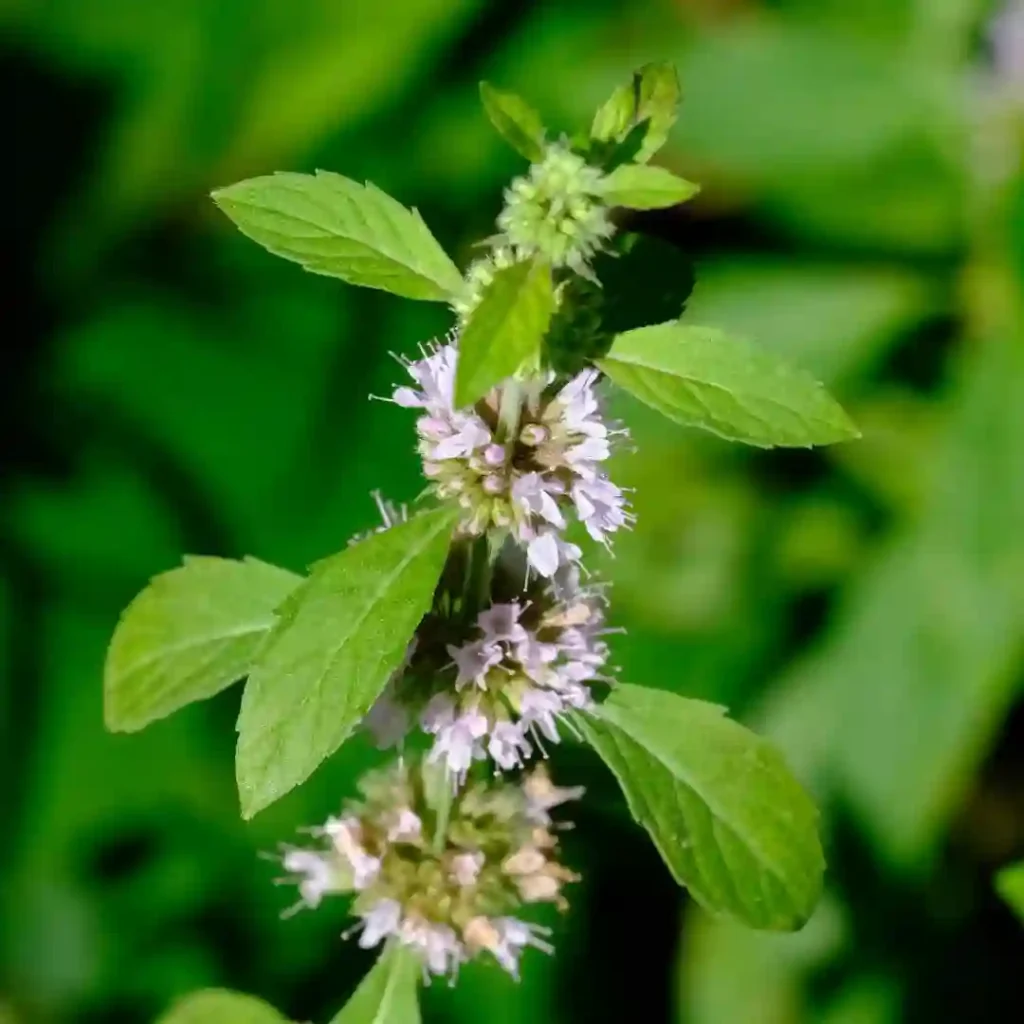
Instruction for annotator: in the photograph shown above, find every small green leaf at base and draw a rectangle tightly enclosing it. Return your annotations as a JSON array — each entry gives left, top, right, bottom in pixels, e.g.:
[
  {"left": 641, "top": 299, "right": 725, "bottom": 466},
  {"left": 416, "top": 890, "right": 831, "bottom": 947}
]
[
  {"left": 157, "top": 989, "right": 289, "bottom": 1024},
  {"left": 104, "top": 557, "right": 300, "bottom": 732},
  {"left": 329, "top": 944, "right": 421, "bottom": 1024},
  {"left": 479, "top": 82, "right": 546, "bottom": 162},
  {"left": 996, "top": 861, "right": 1024, "bottom": 923},
  {"left": 602, "top": 164, "right": 700, "bottom": 210},
  {"left": 235, "top": 506, "right": 458, "bottom": 818},
  {"left": 599, "top": 322, "right": 860, "bottom": 448},
  {"left": 574, "top": 684, "right": 824, "bottom": 931},
  {"left": 454, "top": 259, "right": 555, "bottom": 409},
  {"left": 212, "top": 172, "right": 462, "bottom": 301}
]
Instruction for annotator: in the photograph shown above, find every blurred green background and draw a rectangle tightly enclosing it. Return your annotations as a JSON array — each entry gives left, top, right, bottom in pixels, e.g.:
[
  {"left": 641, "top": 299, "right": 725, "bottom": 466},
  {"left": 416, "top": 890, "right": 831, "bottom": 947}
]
[{"left": 4, "top": 1, "right": 1024, "bottom": 1021}]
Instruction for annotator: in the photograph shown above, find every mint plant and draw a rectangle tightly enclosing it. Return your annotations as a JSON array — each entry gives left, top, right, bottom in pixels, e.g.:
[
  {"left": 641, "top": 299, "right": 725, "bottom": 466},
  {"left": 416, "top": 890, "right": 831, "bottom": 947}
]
[{"left": 103, "top": 64, "right": 859, "bottom": 1023}]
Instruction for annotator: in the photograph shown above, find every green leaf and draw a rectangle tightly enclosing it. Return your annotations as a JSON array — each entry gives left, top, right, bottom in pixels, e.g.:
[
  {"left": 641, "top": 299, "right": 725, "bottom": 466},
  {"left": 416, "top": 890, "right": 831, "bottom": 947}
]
[
  {"left": 589, "top": 62, "right": 681, "bottom": 163},
  {"left": 996, "top": 861, "right": 1024, "bottom": 923},
  {"left": 574, "top": 684, "right": 824, "bottom": 931},
  {"left": 454, "top": 259, "right": 555, "bottom": 409},
  {"left": 157, "top": 989, "right": 289, "bottom": 1024},
  {"left": 212, "top": 172, "right": 463, "bottom": 301},
  {"left": 602, "top": 164, "right": 700, "bottom": 210},
  {"left": 598, "top": 322, "right": 860, "bottom": 448},
  {"left": 235, "top": 506, "right": 458, "bottom": 818},
  {"left": 479, "top": 81, "right": 546, "bottom": 162},
  {"left": 330, "top": 944, "right": 421, "bottom": 1024},
  {"left": 104, "top": 557, "right": 301, "bottom": 733},
  {"left": 633, "top": 62, "right": 682, "bottom": 162},
  {"left": 590, "top": 80, "right": 636, "bottom": 143}
]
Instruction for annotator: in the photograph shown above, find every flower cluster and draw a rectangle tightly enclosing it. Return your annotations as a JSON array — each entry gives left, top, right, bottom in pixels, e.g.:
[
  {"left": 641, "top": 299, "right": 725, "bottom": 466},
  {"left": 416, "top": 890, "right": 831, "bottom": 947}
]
[
  {"left": 366, "top": 575, "right": 609, "bottom": 783},
  {"left": 280, "top": 763, "right": 580, "bottom": 980},
  {"left": 393, "top": 341, "right": 631, "bottom": 578},
  {"left": 496, "top": 142, "right": 615, "bottom": 276}
]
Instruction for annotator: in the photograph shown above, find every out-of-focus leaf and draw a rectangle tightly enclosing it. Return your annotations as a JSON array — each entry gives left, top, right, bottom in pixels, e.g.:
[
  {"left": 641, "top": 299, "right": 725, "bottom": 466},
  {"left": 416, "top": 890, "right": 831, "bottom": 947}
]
[
  {"left": 829, "top": 336, "right": 1024, "bottom": 868},
  {"left": 104, "top": 557, "right": 300, "bottom": 733},
  {"left": 213, "top": 172, "right": 462, "bottom": 301},
  {"left": 677, "top": 897, "right": 847, "bottom": 1024},
  {"left": 599, "top": 323, "right": 860, "bottom": 448},
  {"left": 682, "top": 260, "right": 933, "bottom": 384},
  {"left": 329, "top": 945, "right": 420, "bottom": 1024},
  {"left": 454, "top": 259, "right": 555, "bottom": 408},
  {"left": 157, "top": 989, "right": 289, "bottom": 1024},
  {"left": 478, "top": 81, "right": 546, "bottom": 162},
  {"left": 576, "top": 685, "right": 825, "bottom": 931},
  {"left": 996, "top": 861, "right": 1024, "bottom": 922},
  {"left": 236, "top": 506, "right": 457, "bottom": 818},
  {"left": 676, "top": 23, "right": 947, "bottom": 181},
  {"left": 601, "top": 164, "right": 700, "bottom": 209}
]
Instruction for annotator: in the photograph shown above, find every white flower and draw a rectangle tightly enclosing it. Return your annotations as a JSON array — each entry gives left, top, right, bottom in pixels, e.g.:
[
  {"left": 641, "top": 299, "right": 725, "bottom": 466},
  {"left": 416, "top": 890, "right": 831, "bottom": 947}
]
[
  {"left": 488, "top": 918, "right": 554, "bottom": 979},
  {"left": 450, "top": 851, "right": 485, "bottom": 887},
  {"left": 358, "top": 898, "right": 402, "bottom": 949},
  {"left": 387, "top": 808, "right": 423, "bottom": 843},
  {"left": 399, "top": 918, "right": 463, "bottom": 977},
  {"left": 324, "top": 816, "right": 381, "bottom": 890},
  {"left": 448, "top": 639, "right": 503, "bottom": 689},
  {"left": 425, "top": 702, "right": 489, "bottom": 782},
  {"left": 282, "top": 850, "right": 335, "bottom": 909},
  {"left": 488, "top": 720, "right": 533, "bottom": 770}
]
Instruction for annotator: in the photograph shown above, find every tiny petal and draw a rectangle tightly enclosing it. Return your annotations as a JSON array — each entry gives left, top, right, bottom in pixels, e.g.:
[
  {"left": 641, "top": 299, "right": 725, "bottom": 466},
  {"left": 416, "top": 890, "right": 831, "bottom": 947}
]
[{"left": 527, "top": 532, "right": 561, "bottom": 578}]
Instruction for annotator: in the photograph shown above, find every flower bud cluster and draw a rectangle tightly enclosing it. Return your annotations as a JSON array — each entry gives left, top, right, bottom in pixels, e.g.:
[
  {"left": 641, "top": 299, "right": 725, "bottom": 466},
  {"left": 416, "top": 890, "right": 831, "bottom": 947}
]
[
  {"left": 496, "top": 142, "right": 615, "bottom": 276},
  {"left": 281, "top": 763, "right": 580, "bottom": 979}
]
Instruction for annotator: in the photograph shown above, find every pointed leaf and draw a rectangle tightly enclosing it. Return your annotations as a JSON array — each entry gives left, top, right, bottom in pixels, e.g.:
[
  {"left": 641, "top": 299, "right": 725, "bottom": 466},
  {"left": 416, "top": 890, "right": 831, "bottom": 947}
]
[
  {"left": 454, "top": 259, "right": 555, "bottom": 408},
  {"left": 599, "top": 322, "right": 859, "bottom": 447},
  {"left": 574, "top": 684, "right": 824, "bottom": 931},
  {"left": 236, "top": 507, "right": 458, "bottom": 818},
  {"left": 591, "top": 80, "right": 637, "bottom": 143},
  {"left": 104, "top": 557, "right": 300, "bottom": 733},
  {"left": 602, "top": 164, "right": 700, "bottom": 210},
  {"left": 157, "top": 989, "right": 289, "bottom": 1024},
  {"left": 590, "top": 62, "right": 681, "bottom": 163},
  {"left": 996, "top": 861, "right": 1024, "bottom": 923},
  {"left": 212, "top": 172, "right": 462, "bottom": 301},
  {"left": 330, "top": 944, "right": 421, "bottom": 1024},
  {"left": 479, "top": 82, "right": 546, "bottom": 162},
  {"left": 633, "top": 62, "right": 682, "bottom": 162}
]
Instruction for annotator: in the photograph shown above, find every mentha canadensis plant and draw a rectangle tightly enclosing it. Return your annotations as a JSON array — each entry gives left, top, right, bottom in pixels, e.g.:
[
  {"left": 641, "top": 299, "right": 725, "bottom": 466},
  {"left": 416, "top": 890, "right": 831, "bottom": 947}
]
[{"left": 103, "top": 64, "right": 860, "bottom": 1024}]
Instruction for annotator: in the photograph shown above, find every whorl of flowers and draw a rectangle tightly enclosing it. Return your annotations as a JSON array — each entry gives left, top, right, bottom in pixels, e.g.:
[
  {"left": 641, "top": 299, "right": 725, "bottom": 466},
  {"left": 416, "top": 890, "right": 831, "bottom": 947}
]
[
  {"left": 496, "top": 141, "right": 615, "bottom": 276},
  {"left": 364, "top": 560, "right": 610, "bottom": 782},
  {"left": 280, "top": 763, "right": 580, "bottom": 979},
  {"left": 393, "top": 341, "right": 631, "bottom": 578}
]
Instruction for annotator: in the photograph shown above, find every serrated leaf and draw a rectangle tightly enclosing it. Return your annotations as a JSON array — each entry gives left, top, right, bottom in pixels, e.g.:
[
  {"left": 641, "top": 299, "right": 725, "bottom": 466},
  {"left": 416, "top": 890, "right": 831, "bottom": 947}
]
[
  {"left": 157, "top": 989, "right": 290, "bottom": 1024},
  {"left": 599, "top": 322, "right": 859, "bottom": 448},
  {"left": 212, "top": 172, "right": 462, "bottom": 301},
  {"left": 104, "top": 557, "right": 300, "bottom": 733},
  {"left": 235, "top": 506, "right": 457, "bottom": 818},
  {"left": 479, "top": 81, "right": 546, "bottom": 162},
  {"left": 574, "top": 684, "right": 824, "bottom": 931},
  {"left": 329, "top": 944, "right": 421, "bottom": 1024},
  {"left": 996, "top": 861, "right": 1024, "bottom": 923},
  {"left": 454, "top": 259, "right": 555, "bottom": 409},
  {"left": 602, "top": 164, "right": 700, "bottom": 210}
]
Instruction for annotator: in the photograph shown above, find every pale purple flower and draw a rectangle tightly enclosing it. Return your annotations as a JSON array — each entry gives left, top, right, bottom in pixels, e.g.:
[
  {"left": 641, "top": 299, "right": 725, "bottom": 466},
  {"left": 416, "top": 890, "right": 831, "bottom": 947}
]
[
  {"left": 282, "top": 850, "right": 334, "bottom": 909},
  {"left": 488, "top": 720, "right": 533, "bottom": 770},
  {"left": 450, "top": 851, "right": 485, "bottom": 887},
  {"left": 358, "top": 898, "right": 403, "bottom": 948},
  {"left": 489, "top": 918, "right": 554, "bottom": 979}
]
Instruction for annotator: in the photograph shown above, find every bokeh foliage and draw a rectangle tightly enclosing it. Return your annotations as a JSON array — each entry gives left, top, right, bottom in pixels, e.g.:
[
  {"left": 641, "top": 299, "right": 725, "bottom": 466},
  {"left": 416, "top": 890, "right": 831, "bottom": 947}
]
[{"left": 4, "top": 1, "right": 1024, "bottom": 1022}]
